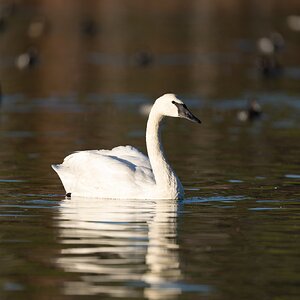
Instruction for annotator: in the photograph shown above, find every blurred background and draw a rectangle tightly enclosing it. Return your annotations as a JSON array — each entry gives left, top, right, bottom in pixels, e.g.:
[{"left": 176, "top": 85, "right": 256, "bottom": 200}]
[
  {"left": 0, "top": 1, "right": 300, "bottom": 300},
  {"left": 0, "top": 0, "right": 299, "bottom": 97}
]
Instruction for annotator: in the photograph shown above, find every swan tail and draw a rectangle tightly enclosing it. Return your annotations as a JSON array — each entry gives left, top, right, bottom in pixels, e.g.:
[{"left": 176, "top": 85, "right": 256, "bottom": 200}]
[
  {"left": 51, "top": 164, "right": 60, "bottom": 172},
  {"left": 51, "top": 164, "right": 72, "bottom": 195}
]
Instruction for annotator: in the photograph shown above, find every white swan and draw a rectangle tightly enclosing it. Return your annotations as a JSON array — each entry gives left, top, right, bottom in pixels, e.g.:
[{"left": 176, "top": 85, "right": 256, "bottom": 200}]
[{"left": 52, "top": 94, "right": 201, "bottom": 199}]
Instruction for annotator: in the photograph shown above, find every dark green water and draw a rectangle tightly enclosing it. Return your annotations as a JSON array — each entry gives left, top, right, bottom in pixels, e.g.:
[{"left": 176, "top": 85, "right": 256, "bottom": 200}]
[{"left": 0, "top": 1, "right": 300, "bottom": 299}]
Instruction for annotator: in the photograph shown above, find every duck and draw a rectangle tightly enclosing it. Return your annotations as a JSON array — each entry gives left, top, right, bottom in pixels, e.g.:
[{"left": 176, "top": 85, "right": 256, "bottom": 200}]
[
  {"left": 15, "top": 47, "right": 39, "bottom": 70},
  {"left": 237, "top": 99, "right": 262, "bottom": 122},
  {"left": 52, "top": 94, "right": 201, "bottom": 199},
  {"left": 132, "top": 51, "right": 154, "bottom": 67},
  {"left": 256, "top": 32, "right": 285, "bottom": 79}
]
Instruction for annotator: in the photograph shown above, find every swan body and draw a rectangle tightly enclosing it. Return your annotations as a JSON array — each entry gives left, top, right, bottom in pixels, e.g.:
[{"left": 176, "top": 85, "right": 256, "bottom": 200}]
[{"left": 52, "top": 94, "right": 201, "bottom": 199}]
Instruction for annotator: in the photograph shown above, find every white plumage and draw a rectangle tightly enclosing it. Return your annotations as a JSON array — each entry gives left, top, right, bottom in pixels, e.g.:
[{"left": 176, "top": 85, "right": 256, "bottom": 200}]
[
  {"left": 52, "top": 146, "right": 155, "bottom": 198},
  {"left": 52, "top": 94, "right": 201, "bottom": 199}
]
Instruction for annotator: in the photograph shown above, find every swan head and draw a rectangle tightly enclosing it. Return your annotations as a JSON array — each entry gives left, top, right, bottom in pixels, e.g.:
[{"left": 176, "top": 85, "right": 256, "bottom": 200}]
[{"left": 154, "top": 93, "right": 201, "bottom": 123}]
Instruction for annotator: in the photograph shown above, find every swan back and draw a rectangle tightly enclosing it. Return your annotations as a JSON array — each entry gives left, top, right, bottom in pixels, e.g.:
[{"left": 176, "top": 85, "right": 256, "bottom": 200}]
[{"left": 52, "top": 146, "right": 157, "bottom": 199}]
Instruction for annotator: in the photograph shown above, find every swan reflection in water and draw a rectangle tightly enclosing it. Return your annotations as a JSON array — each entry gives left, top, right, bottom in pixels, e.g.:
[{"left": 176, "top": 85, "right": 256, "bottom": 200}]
[{"left": 55, "top": 197, "right": 189, "bottom": 299}]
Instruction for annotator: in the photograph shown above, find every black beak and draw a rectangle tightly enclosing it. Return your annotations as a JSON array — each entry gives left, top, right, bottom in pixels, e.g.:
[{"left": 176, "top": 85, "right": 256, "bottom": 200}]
[
  {"left": 173, "top": 101, "right": 201, "bottom": 124},
  {"left": 182, "top": 107, "right": 201, "bottom": 123}
]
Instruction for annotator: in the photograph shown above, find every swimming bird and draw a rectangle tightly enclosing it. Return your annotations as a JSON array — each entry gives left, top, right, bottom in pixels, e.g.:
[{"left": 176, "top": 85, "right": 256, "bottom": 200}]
[
  {"left": 52, "top": 94, "right": 201, "bottom": 199},
  {"left": 237, "top": 99, "right": 262, "bottom": 122},
  {"left": 15, "top": 47, "right": 39, "bottom": 70}
]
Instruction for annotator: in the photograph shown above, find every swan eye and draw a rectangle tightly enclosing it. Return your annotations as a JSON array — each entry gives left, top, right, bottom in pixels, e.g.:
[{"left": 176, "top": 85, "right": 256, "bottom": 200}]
[{"left": 172, "top": 101, "right": 176, "bottom": 104}]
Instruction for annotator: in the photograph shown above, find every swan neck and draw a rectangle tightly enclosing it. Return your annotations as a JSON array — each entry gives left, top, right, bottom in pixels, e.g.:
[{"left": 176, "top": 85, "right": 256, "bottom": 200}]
[{"left": 146, "top": 109, "right": 177, "bottom": 189}]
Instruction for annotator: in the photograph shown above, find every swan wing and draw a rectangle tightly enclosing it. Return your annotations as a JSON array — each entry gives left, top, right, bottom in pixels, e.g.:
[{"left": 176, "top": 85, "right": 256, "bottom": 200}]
[
  {"left": 98, "top": 145, "right": 151, "bottom": 169},
  {"left": 52, "top": 146, "right": 155, "bottom": 198}
]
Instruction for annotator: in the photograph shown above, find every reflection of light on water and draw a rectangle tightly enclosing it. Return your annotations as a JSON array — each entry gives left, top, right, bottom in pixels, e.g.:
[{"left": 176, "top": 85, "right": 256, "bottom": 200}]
[
  {"left": 55, "top": 197, "right": 184, "bottom": 299},
  {"left": 143, "top": 200, "right": 181, "bottom": 300}
]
